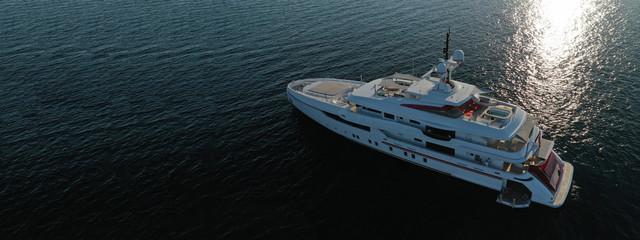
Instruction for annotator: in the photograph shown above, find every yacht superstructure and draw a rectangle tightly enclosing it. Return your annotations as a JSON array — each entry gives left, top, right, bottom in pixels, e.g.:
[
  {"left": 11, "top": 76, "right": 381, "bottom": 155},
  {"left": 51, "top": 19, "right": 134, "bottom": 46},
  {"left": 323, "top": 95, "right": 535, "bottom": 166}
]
[{"left": 286, "top": 31, "right": 573, "bottom": 208}]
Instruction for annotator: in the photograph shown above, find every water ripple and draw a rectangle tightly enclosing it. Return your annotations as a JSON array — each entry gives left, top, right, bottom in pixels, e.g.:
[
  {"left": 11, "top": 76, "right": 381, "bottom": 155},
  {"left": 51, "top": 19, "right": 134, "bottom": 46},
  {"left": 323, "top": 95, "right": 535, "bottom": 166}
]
[{"left": 1, "top": 0, "right": 640, "bottom": 238}]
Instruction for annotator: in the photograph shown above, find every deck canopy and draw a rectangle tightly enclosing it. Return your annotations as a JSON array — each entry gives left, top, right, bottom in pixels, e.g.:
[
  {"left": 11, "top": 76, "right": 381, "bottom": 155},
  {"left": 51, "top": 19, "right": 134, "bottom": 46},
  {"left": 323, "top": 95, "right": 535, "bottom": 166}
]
[{"left": 516, "top": 115, "right": 538, "bottom": 142}]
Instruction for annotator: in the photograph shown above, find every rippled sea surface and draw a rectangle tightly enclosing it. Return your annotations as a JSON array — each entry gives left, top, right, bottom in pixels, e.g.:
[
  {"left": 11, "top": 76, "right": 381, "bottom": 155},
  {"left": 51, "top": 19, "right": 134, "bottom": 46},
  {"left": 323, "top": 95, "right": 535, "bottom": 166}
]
[{"left": 1, "top": 0, "right": 639, "bottom": 238}]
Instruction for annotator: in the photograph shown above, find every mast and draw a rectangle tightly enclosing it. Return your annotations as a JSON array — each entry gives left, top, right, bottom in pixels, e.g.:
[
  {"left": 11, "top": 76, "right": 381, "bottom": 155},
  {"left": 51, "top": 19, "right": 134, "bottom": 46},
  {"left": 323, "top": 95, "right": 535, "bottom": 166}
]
[
  {"left": 432, "top": 27, "right": 463, "bottom": 93},
  {"left": 442, "top": 27, "right": 451, "bottom": 84},
  {"left": 443, "top": 27, "right": 450, "bottom": 60}
]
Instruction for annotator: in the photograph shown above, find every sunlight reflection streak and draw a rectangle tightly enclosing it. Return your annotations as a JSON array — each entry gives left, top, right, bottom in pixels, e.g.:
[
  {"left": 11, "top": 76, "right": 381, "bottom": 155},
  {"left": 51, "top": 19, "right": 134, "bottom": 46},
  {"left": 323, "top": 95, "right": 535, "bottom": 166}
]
[{"left": 508, "top": 0, "right": 603, "bottom": 135}]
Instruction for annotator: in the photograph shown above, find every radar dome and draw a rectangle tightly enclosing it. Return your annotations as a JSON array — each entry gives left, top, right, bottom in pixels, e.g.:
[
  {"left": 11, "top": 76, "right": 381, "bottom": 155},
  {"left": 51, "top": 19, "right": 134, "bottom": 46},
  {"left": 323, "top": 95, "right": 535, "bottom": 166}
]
[
  {"left": 435, "top": 63, "right": 447, "bottom": 74},
  {"left": 453, "top": 50, "right": 464, "bottom": 62}
]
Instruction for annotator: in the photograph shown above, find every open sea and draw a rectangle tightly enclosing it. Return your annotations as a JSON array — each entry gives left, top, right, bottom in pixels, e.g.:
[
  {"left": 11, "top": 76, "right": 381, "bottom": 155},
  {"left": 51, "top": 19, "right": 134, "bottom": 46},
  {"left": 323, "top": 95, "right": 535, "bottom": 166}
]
[{"left": 1, "top": 0, "right": 639, "bottom": 239}]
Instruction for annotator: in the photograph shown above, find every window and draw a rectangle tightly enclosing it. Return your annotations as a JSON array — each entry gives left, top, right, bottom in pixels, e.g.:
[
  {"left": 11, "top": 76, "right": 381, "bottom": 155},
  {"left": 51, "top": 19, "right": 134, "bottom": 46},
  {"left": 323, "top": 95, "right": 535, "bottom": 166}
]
[
  {"left": 368, "top": 140, "right": 372, "bottom": 144},
  {"left": 362, "top": 106, "right": 381, "bottom": 114},
  {"left": 426, "top": 142, "right": 455, "bottom": 156},
  {"left": 424, "top": 126, "right": 455, "bottom": 141},
  {"left": 375, "top": 142, "right": 379, "bottom": 146},
  {"left": 410, "top": 119, "right": 420, "bottom": 125},
  {"left": 384, "top": 112, "right": 395, "bottom": 119},
  {"left": 404, "top": 152, "right": 408, "bottom": 156},
  {"left": 423, "top": 158, "right": 428, "bottom": 163},
  {"left": 414, "top": 138, "right": 422, "bottom": 142},
  {"left": 324, "top": 111, "right": 371, "bottom": 131},
  {"left": 411, "top": 154, "right": 415, "bottom": 159},
  {"left": 389, "top": 147, "right": 393, "bottom": 151}
]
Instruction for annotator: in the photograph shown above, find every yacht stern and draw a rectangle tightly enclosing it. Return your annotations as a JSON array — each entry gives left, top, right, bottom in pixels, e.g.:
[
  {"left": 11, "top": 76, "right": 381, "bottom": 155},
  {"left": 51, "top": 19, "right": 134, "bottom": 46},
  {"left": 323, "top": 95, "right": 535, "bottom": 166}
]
[{"left": 551, "top": 159, "right": 573, "bottom": 207}]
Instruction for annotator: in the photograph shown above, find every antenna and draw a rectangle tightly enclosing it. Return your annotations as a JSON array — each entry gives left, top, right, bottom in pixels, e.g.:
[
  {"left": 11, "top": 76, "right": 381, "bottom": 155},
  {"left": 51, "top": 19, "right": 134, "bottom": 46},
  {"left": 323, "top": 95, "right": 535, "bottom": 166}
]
[
  {"left": 412, "top": 58, "right": 415, "bottom": 76},
  {"left": 443, "top": 27, "right": 450, "bottom": 60}
]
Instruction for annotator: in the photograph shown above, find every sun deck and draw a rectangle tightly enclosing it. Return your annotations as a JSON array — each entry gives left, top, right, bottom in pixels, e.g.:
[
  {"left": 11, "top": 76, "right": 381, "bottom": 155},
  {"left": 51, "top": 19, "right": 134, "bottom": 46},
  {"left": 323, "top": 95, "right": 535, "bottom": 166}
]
[
  {"left": 308, "top": 81, "right": 352, "bottom": 96},
  {"left": 289, "top": 79, "right": 363, "bottom": 107}
]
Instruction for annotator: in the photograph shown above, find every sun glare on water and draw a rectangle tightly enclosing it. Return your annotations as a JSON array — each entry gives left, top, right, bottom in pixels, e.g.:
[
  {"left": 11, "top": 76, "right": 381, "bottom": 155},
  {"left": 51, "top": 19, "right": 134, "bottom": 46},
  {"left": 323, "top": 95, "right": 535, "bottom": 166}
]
[
  {"left": 506, "top": 0, "right": 606, "bottom": 132},
  {"left": 533, "top": 0, "right": 591, "bottom": 65}
]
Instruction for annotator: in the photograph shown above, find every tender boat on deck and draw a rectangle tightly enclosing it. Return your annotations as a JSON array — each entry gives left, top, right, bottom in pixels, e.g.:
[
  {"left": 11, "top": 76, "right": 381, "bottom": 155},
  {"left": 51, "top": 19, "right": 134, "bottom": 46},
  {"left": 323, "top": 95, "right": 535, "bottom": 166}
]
[{"left": 286, "top": 30, "right": 573, "bottom": 208}]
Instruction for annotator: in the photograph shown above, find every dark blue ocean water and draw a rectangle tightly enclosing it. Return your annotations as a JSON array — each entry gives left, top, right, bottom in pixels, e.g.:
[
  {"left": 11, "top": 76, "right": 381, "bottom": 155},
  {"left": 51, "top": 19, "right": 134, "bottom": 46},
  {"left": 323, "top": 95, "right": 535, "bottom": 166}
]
[{"left": 1, "top": 0, "right": 639, "bottom": 238}]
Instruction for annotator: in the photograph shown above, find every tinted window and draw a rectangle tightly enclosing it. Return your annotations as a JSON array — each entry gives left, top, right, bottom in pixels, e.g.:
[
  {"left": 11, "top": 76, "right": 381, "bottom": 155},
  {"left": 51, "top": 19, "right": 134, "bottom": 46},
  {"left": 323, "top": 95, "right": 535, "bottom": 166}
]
[
  {"left": 426, "top": 142, "right": 455, "bottom": 156},
  {"left": 363, "top": 107, "right": 381, "bottom": 114},
  {"left": 324, "top": 111, "right": 371, "bottom": 131},
  {"left": 384, "top": 113, "right": 395, "bottom": 119},
  {"left": 424, "top": 126, "right": 455, "bottom": 141}
]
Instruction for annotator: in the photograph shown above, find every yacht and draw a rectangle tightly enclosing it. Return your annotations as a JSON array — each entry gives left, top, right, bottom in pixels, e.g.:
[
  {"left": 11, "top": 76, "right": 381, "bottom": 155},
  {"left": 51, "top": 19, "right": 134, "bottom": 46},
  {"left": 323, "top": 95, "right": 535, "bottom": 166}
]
[{"left": 286, "top": 30, "right": 573, "bottom": 208}]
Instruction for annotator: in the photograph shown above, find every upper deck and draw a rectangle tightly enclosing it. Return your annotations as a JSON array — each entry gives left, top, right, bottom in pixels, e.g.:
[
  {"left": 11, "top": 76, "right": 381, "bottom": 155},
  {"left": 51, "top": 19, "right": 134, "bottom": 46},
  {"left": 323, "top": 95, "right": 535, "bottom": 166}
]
[{"left": 347, "top": 73, "right": 529, "bottom": 141}]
